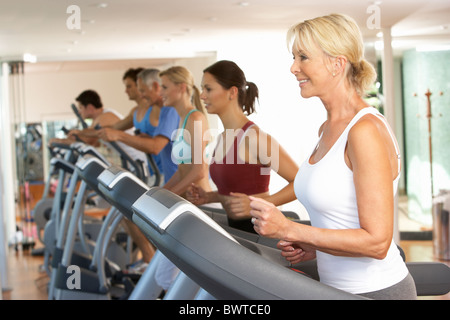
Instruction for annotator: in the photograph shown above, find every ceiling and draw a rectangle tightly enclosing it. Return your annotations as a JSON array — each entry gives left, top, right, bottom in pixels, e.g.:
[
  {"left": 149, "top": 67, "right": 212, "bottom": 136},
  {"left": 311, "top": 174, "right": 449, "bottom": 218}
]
[{"left": 1, "top": 0, "right": 450, "bottom": 68}]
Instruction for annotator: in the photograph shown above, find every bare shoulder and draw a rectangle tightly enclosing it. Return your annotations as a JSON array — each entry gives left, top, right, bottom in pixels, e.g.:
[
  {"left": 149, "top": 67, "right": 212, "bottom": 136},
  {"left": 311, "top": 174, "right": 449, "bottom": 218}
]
[
  {"left": 347, "top": 113, "right": 397, "bottom": 167},
  {"left": 190, "top": 109, "right": 207, "bottom": 121},
  {"left": 349, "top": 113, "right": 386, "bottom": 142},
  {"left": 187, "top": 110, "right": 209, "bottom": 129}
]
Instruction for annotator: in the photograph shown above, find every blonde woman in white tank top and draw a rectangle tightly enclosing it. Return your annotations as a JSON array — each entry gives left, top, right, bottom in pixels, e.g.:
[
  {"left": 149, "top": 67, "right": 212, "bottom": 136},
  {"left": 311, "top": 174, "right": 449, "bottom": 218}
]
[{"left": 249, "top": 14, "right": 416, "bottom": 299}]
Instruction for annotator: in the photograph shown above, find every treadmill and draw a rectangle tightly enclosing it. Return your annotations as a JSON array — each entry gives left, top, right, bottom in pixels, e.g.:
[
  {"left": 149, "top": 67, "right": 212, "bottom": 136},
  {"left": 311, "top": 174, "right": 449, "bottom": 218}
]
[
  {"left": 51, "top": 144, "right": 147, "bottom": 299},
  {"left": 92, "top": 164, "right": 450, "bottom": 299},
  {"left": 130, "top": 187, "right": 362, "bottom": 299},
  {"left": 97, "top": 165, "right": 193, "bottom": 300},
  {"left": 51, "top": 154, "right": 125, "bottom": 299},
  {"left": 130, "top": 187, "right": 450, "bottom": 299}
]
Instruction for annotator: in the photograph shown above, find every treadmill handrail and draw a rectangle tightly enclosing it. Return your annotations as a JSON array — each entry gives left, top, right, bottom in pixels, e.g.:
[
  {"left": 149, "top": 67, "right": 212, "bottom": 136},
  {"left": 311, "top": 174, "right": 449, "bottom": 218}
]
[
  {"left": 147, "top": 153, "right": 161, "bottom": 186},
  {"left": 71, "top": 103, "right": 88, "bottom": 129}
]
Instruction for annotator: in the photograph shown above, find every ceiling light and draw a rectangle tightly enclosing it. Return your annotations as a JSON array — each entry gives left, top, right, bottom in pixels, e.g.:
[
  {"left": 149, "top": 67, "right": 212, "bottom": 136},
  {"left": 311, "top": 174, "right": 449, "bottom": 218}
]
[
  {"left": 97, "top": 3, "right": 108, "bottom": 8},
  {"left": 239, "top": 2, "right": 250, "bottom": 7},
  {"left": 23, "top": 53, "right": 37, "bottom": 63}
]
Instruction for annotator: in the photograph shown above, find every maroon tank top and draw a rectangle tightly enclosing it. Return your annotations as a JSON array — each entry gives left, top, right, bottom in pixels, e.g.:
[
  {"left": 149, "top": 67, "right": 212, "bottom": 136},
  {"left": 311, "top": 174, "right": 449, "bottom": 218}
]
[{"left": 209, "top": 121, "right": 270, "bottom": 195}]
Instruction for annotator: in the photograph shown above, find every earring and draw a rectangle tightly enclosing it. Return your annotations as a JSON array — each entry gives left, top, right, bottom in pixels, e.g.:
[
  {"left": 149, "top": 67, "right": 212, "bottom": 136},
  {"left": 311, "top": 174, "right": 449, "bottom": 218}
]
[{"left": 332, "top": 72, "right": 336, "bottom": 77}]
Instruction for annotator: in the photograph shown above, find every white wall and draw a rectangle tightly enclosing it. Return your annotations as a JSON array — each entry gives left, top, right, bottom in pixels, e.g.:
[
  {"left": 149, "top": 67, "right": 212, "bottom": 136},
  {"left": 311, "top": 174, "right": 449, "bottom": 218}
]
[
  {"left": 24, "top": 56, "right": 219, "bottom": 125},
  {"left": 25, "top": 68, "right": 154, "bottom": 123},
  {"left": 217, "top": 32, "right": 327, "bottom": 219}
]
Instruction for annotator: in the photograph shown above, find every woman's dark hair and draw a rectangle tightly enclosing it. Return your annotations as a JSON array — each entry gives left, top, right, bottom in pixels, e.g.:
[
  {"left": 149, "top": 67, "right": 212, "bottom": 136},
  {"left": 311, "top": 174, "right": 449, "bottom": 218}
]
[
  {"left": 76, "top": 90, "right": 103, "bottom": 109},
  {"left": 203, "top": 60, "right": 258, "bottom": 115}
]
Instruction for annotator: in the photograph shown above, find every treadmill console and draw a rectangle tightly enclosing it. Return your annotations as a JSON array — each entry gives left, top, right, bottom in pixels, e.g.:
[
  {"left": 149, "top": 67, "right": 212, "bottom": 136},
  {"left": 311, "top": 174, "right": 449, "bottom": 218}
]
[
  {"left": 132, "top": 187, "right": 238, "bottom": 243},
  {"left": 97, "top": 165, "right": 148, "bottom": 190},
  {"left": 75, "top": 154, "right": 107, "bottom": 171}
]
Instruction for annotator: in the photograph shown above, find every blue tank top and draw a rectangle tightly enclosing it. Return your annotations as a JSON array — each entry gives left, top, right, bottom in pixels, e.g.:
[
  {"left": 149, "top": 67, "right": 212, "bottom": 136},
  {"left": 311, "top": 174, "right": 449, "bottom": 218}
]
[
  {"left": 133, "top": 106, "right": 153, "bottom": 136},
  {"left": 133, "top": 106, "right": 163, "bottom": 175}
]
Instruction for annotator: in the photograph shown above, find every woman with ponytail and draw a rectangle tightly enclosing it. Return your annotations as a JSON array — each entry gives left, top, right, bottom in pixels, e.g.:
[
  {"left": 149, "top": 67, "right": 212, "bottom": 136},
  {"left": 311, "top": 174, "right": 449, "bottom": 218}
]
[
  {"left": 159, "top": 66, "right": 212, "bottom": 198},
  {"left": 152, "top": 66, "right": 212, "bottom": 291},
  {"left": 248, "top": 14, "right": 416, "bottom": 299},
  {"left": 187, "top": 60, "right": 298, "bottom": 233}
]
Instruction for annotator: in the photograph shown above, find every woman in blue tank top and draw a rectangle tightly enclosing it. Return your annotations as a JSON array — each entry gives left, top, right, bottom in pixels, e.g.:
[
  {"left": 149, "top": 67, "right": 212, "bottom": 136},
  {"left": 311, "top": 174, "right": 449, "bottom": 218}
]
[
  {"left": 150, "top": 66, "right": 212, "bottom": 292},
  {"left": 159, "top": 66, "right": 212, "bottom": 199}
]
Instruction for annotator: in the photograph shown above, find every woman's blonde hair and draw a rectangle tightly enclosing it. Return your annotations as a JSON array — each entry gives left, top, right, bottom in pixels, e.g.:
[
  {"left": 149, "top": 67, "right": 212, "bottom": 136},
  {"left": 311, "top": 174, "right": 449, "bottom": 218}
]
[
  {"left": 159, "top": 66, "right": 206, "bottom": 114},
  {"left": 287, "top": 13, "right": 376, "bottom": 96}
]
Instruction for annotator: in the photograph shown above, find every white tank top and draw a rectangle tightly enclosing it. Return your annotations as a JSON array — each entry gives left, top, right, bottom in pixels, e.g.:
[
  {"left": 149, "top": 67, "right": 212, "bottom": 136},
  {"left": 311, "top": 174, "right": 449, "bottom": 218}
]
[{"left": 294, "top": 107, "right": 408, "bottom": 294}]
